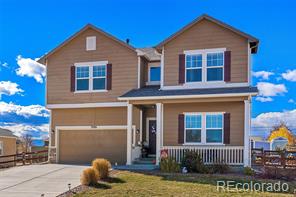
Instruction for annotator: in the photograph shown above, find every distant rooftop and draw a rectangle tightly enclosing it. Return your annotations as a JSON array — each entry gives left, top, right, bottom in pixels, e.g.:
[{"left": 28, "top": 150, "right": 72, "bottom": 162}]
[{"left": 0, "top": 128, "right": 17, "bottom": 138}]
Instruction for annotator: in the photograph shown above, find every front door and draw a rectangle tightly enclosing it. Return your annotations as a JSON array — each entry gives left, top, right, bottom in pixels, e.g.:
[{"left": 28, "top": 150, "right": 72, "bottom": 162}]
[{"left": 148, "top": 119, "right": 156, "bottom": 154}]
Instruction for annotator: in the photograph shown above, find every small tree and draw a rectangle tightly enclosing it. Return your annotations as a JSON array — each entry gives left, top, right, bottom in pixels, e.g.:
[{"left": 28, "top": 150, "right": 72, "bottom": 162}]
[{"left": 21, "top": 134, "right": 33, "bottom": 152}]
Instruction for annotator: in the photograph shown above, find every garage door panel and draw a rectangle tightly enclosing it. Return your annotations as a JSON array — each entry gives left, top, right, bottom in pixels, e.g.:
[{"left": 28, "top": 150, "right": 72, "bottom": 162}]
[{"left": 59, "top": 130, "right": 126, "bottom": 165}]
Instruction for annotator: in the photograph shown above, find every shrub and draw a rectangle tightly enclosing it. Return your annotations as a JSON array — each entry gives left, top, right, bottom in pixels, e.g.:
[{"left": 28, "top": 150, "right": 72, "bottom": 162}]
[
  {"left": 181, "top": 151, "right": 206, "bottom": 173},
  {"left": 243, "top": 167, "right": 254, "bottom": 176},
  {"left": 92, "top": 158, "right": 111, "bottom": 179},
  {"left": 80, "top": 167, "right": 99, "bottom": 186},
  {"left": 210, "top": 161, "right": 229, "bottom": 174},
  {"left": 160, "top": 157, "right": 180, "bottom": 173}
]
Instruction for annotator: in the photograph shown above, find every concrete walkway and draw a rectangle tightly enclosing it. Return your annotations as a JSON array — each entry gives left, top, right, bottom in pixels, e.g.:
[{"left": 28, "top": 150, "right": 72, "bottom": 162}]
[{"left": 0, "top": 164, "right": 86, "bottom": 197}]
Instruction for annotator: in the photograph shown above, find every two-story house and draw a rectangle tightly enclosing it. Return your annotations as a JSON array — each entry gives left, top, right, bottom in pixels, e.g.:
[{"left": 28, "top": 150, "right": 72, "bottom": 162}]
[{"left": 38, "top": 14, "right": 258, "bottom": 167}]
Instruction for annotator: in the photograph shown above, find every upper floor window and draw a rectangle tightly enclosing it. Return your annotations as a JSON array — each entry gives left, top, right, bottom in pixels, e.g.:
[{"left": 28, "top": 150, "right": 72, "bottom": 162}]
[
  {"left": 76, "top": 66, "right": 89, "bottom": 91},
  {"left": 206, "top": 52, "right": 224, "bottom": 81},
  {"left": 184, "top": 112, "right": 224, "bottom": 144},
  {"left": 186, "top": 54, "right": 202, "bottom": 82},
  {"left": 93, "top": 65, "right": 106, "bottom": 90},
  {"left": 184, "top": 49, "right": 225, "bottom": 83},
  {"left": 75, "top": 61, "right": 108, "bottom": 92},
  {"left": 0, "top": 141, "right": 3, "bottom": 156},
  {"left": 148, "top": 65, "right": 161, "bottom": 85}
]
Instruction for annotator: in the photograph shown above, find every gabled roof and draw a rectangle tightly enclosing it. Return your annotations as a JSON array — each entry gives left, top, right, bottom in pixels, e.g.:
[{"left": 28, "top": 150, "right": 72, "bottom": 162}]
[
  {"left": 136, "top": 48, "right": 161, "bottom": 61},
  {"left": 38, "top": 24, "right": 136, "bottom": 64},
  {"left": 155, "top": 14, "right": 259, "bottom": 54},
  {"left": 0, "top": 128, "right": 17, "bottom": 138}
]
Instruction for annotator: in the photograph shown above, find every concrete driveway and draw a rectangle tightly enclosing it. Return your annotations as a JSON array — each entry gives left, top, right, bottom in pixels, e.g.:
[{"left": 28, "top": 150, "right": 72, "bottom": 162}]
[{"left": 0, "top": 164, "right": 86, "bottom": 197}]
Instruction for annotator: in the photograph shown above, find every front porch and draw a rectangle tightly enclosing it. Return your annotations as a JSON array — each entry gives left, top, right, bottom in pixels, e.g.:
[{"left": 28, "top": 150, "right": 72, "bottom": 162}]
[{"left": 127, "top": 100, "right": 251, "bottom": 167}]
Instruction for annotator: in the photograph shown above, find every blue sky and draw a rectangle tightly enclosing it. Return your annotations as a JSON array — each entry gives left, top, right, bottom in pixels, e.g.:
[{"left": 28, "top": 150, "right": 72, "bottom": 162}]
[{"left": 0, "top": 0, "right": 296, "bottom": 140}]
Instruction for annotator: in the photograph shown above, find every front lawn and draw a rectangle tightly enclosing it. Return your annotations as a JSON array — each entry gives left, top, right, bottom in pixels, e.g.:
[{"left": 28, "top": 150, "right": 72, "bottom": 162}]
[{"left": 75, "top": 171, "right": 295, "bottom": 197}]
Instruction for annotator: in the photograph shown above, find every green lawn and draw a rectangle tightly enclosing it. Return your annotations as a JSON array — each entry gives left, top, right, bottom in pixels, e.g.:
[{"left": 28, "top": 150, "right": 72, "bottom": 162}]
[{"left": 75, "top": 171, "right": 295, "bottom": 197}]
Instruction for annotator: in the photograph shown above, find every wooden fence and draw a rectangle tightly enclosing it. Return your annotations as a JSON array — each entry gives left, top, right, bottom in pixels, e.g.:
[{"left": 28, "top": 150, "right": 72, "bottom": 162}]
[
  {"left": 0, "top": 150, "right": 48, "bottom": 168},
  {"left": 251, "top": 148, "right": 296, "bottom": 168}
]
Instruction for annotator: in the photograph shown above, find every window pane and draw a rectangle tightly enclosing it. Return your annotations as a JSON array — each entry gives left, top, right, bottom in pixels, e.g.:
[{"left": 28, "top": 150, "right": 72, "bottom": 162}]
[
  {"left": 150, "top": 66, "right": 160, "bottom": 81},
  {"left": 206, "top": 129, "right": 222, "bottom": 143},
  {"left": 93, "top": 78, "right": 106, "bottom": 90},
  {"left": 93, "top": 65, "right": 106, "bottom": 77},
  {"left": 207, "top": 52, "right": 224, "bottom": 67},
  {"left": 207, "top": 68, "right": 223, "bottom": 81},
  {"left": 185, "top": 115, "right": 201, "bottom": 128},
  {"left": 77, "top": 79, "right": 89, "bottom": 90},
  {"left": 186, "top": 69, "right": 201, "bottom": 82},
  {"left": 206, "top": 114, "right": 223, "bottom": 128},
  {"left": 186, "top": 129, "right": 201, "bottom": 143},
  {"left": 186, "top": 55, "right": 202, "bottom": 68},
  {"left": 76, "top": 67, "right": 89, "bottom": 78}
]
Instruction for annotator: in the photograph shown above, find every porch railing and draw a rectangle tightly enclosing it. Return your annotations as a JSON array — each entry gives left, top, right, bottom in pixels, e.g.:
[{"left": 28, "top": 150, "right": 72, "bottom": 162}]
[{"left": 163, "top": 146, "right": 244, "bottom": 165}]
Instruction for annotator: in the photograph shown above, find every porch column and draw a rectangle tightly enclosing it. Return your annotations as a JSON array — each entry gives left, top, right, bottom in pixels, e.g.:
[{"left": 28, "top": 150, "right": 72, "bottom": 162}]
[
  {"left": 244, "top": 100, "right": 251, "bottom": 167},
  {"left": 156, "top": 103, "right": 163, "bottom": 165},
  {"left": 127, "top": 103, "right": 133, "bottom": 165}
]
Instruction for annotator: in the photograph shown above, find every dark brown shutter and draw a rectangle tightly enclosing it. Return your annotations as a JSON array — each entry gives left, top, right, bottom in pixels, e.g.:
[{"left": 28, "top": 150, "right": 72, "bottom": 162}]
[
  {"left": 70, "top": 66, "right": 75, "bottom": 92},
  {"left": 224, "top": 51, "right": 231, "bottom": 82},
  {"left": 178, "top": 114, "right": 185, "bottom": 144},
  {"left": 223, "top": 113, "right": 230, "bottom": 144},
  {"left": 179, "top": 54, "right": 185, "bottom": 84},
  {"left": 106, "top": 63, "right": 112, "bottom": 90}
]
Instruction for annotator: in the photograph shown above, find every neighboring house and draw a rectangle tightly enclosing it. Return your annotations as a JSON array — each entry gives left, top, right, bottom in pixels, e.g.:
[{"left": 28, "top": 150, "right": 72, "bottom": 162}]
[
  {"left": 38, "top": 14, "right": 258, "bottom": 167},
  {"left": 0, "top": 128, "right": 17, "bottom": 167}
]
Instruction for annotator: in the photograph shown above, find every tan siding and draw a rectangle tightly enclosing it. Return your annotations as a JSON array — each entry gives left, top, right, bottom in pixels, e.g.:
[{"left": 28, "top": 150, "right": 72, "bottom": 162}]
[
  {"left": 47, "top": 28, "right": 138, "bottom": 104},
  {"left": 164, "top": 19, "right": 248, "bottom": 86},
  {"left": 0, "top": 137, "right": 16, "bottom": 167},
  {"left": 59, "top": 130, "right": 126, "bottom": 164},
  {"left": 163, "top": 101, "right": 244, "bottom": 146}
]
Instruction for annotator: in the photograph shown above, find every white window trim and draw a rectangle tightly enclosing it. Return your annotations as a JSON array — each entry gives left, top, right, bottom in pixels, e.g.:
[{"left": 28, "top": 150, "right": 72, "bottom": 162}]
[
  {"left": 183, "top": 112, "right": 225, "bottom": 145},
  {"left": 184, "top": 48, "right": 226, "bottom": 84},
  {"left": 0, "top": 141, "right": 3, "bottom": 156},
  {"left": 147, "top": 64, "right": 161, "bottom": 85},
  {"left": 74, "top": 61, "right": 108, "bottom": 93},
  {"left": 86, "top": 36, "right": 96, "bottom": 51}
]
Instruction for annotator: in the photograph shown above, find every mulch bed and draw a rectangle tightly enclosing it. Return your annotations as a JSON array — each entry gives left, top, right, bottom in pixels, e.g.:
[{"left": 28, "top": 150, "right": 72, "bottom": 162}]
[{"left": 57, "top": 170, "right": 119, "bottom": 197}]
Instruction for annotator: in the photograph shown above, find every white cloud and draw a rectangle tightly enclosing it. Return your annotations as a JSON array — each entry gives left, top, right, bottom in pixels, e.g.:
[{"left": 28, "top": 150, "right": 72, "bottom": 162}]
[
  {"left": 257, "top": 82, "right": 287, "bottom": 97},
  {"left": 0, "top": 123, "right": 49, "bottom": 138},
  {"left": 0, "top": 81, "right": 24, "bottom": 99},
  {"left": 255, "top": 96, "right": 273, "bottom": 102},
  {"left": 252, "top": 71, "right": 274, "bottom": 80},
  {"left": 288, "top": 99, "right": 296, "bottom": 104},
  {"left": 252, "top": 109, "right": 296, "bottom": 128},
  {"left": 0, "top": 101, "right": 49, "bottom": 118},
  {"left": 1, "top": 62, "right": 8, "bottom": 68},
  {"left": 15, "top": 55, "right": 46, "bottom": 83},
  {"left": 282, "top": 69, "right": 296, "bottom": 82}
]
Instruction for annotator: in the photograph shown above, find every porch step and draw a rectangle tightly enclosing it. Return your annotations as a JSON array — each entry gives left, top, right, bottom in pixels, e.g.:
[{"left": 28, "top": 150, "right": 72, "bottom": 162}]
[
  {"left": 133, "top": 159, "right": 155, "bottom": 165},
  {"left": 113, "top": 164, "right": 158, "bottom": 171}
]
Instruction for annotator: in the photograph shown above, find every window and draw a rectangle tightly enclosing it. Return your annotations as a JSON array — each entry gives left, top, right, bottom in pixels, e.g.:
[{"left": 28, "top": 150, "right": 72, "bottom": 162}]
[
  {"left": 206, "top": 114, "right": 223, "bottom": 143},
  {"left": 206, "top": 52, "right": 224, "bottom": 81},
  {"left": 75, "top": 61, "right": 107, "bottom": 92},
  {"left": 184, "top": 49, "right": 225, "bottom": 83},
  {"left": 76, "top": 66, "right": 89, "bottom": 91},
  {"left": 184, "top": 113, "right": 224, "bottom": 144},
  {"left": 0, "top": 141, "right": 3, "bottom": 156},
  {"left": 186, "top": 54, "right": 202, "bottom": 82},
  {"left": 86, "top": 36, "right": 96, "bottom": 51},
  {"left": 185, "top": 114, "right": 202, "bottom": 143},
  {"left": 149, "top": 66, "right": 161, "bottom": 82},
  {"left": 93, "top": 65, "right": 106, "bottom": 90}
]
